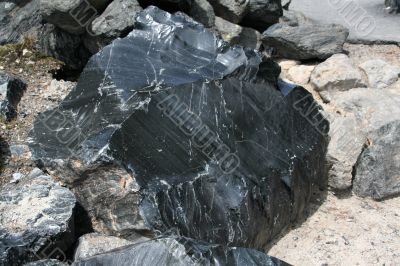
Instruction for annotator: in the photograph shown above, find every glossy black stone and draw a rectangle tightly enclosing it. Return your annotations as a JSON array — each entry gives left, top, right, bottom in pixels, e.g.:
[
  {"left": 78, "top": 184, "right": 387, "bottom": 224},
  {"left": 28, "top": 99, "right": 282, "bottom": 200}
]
[
  {"left": 0, "top": 71, "right": 27, "bottom": 121},
  {"left": 29, "top": 6, "right": 328, "bottom": 251}
]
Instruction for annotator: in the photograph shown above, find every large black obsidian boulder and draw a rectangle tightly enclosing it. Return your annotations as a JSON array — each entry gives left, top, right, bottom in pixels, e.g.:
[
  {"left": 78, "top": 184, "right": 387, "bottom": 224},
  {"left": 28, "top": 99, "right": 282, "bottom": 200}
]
[
  {"left": 28, "top": 6, "right": 328, "bottom": 251},
  {"left": 73, "top": 236, "right": 289, "bottom": 266}
]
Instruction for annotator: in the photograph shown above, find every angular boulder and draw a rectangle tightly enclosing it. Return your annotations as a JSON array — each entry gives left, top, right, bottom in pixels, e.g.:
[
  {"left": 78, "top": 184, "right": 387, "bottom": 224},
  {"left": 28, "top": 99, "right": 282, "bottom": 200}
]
[
  {"left": 208, "top": 0, "right": 249, "bottom": 24},
  {"left": 83, "top": 0, "right": 143, "bottom": 53},
  {"left": 310, "top": 54, "right": 367, "bottom": 102},
  {"left": 189, "top": 0, "right": 215, "bottom": 28},
  {"left": 359, "top": 59, "right": 400, "bottom": 89},
  {"left": 353, "top": 120, "right": 400, "bottom": 199},
  {"left": 215, "top": 16, "right": 261, "bottom": 49},
  {"left": 73, "top": 237, "right": 289, "bottom": 266},
  {"left": 28, "top": 6, "right": 328, "bottom": 250},
  {"left": 0, "top": 71, "right": 27, "bottom": 121},
  {"left": 0, "top": 169, "right": 76, "bottom": 265},
  {"left": 242, "top": 0, "right": 283, "bottom": 31},
  {"left": 74, "top": 233, "right": 148, "bottom": 260},
  {"left": 262, "top": 23, "right": 349, "bottom": 60},
  {"left": 40, "top": 0, "right": 112, "bottom": 35}
]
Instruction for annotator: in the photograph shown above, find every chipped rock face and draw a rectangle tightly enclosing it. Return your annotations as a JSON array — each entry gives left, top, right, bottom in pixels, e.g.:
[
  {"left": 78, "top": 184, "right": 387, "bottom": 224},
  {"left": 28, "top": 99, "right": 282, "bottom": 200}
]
[
  {"left": 74, "top": 233, "right": 148, "bottom": 261},
  {"left": 0, "top": 169, "right": 76, "bottom": 265},
  {"left": 28, "top": 6, "right": 328, "bottom": 250},
  {"left": 359, "top": 59, "right": 400, "bottom": 89},
  {"left": 0, "top": 71, "right": 27, "bottom": 121},
  {"left": 73, "top": 236, "right": 290, "bottom": 266}
]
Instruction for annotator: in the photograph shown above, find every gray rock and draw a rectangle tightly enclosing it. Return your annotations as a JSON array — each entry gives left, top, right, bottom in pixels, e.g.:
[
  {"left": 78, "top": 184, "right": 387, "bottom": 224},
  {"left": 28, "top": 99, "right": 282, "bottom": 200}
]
[
  {"left": 189, "top": 0, "right": 215, "bottom": 28},
  {"left": 74, "top": 233, "right": 148, "bottom": 260},
  {"left": 0, "top": 71, "right": 27, "bottom": 121},
  {"left": 282, "top": 0, "right": 291, "bottom": 9},
  {"left": 84, "top": 0, "right": 142, "bottom": 53},
  {"left": 214, "top": 16, "right": 261, "bottom": 49},
  {"left": 40, "top": 0, "right": 112, "bottom": 35},
  {"left": 37, "top": 24, "right": 91, "bottom": 71},
  {"left": 359, "top": 59, "right": 400, "bottom": 89},
  {"left": 286, "top": 65, "right": 315, "bottom": 85},
  {"left": 0, "top": 0, "right": 43, "bottom": 45},
  {"left": 385, "top": 0, "right": 400, "bottom": 13},
  {"left": 242, "top": 0, "right": 282, "bottom": 31},
  {"left": 0, "top": 169, "right": 76, "bottom": 265},
  {"left": 262, "top": 23, "right": 349, "bottom": 61},
  {"left": 24, "top": 259, "right": 68, "bottom": 266},
  {"left": 327, "top": 88, "right": 400, "bottom": 193},
  {"left": 279, "top": 10, "right": 314, "bottom": 27},
  {"left": 73, "top": 236, "right": 289, "bottom": 266},
  {"left": 208, "top": 0, "right": 249, "bottom": 24},
  {"left": 310, "top": 54, "right": 367, "bottom": 102},
  {"left": 66, "top": 166, "right": 152, "bottom": 239},
  {"left": 353, "top": 120, "right": 400, "bottom": 200}
]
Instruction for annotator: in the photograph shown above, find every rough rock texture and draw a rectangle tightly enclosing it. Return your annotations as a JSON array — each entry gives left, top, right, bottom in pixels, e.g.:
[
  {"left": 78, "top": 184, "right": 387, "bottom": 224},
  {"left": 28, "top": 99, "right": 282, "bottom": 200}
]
[
  {"left": 66, "top": 166, "right": 152, "bottom": 239},
  {"left": 242, "top": 0, "right": 283, "bottom": 31},
  {"left": 28, "top": 6, "right": 328, "bottom": 250},
  {"left": 24, "top": 259, "right": 67, "bottom": 266},
  {"left": 327, "top": 88, "right": 400, "bottom": 194},
  {"left": 215, "top": 16, "right": 261, "bottom": 49},
  {"left": 353, "top": 121, "right": 400, "bottom": 199},
  {"left": 208, "top": 0, "right": 249, "bottom": 24},
  {"left": 189, "top": 0, "right": 215, "bottom": 28},
  {"left": 73, "top": 237, "right": 289, "bottom": 266},
  {"left": 279, "top": 10, "right": 313, "bottom": 27},
  {"left": 262, "top": 23, "right": 349, "bottom": 61},
  {"left": 359, "top": 59, "right": 400, "bottom": 89},
  {"left": 37, "top": 24, "right": 91, "bottom": 71},
  {"left": 286, "top": 65, "right": 315, "bottom": 85},
  {"left": 310, "top": 54, "right": 367, "bottom": 102},
  {"left": 0, "top": 169, "right": 76, "bottom": 265},
  {"left": 84, "top": 0, "right": 143, "bottom": 54},
  {"left": 0, "top": 71, "right": 27, "bottom": 121},
  {"left": 40, "top": 0, "right": 113, "bottom": 34},
  {"left": 74, "top": 233, "right": 148, "bottom": 260},
  {"left": 0, "top": 0, "right": 43, "bottom": 44},
  {"left": 385, "top": 0, "right": 400, "bottom": 13}
]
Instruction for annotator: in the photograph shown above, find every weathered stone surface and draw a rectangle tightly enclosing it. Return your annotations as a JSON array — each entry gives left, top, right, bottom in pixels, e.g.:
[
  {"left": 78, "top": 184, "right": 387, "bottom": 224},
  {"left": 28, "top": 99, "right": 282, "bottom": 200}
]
[
  {"left": 215, "top": 16, "right": 261, "bottom": 49},
  {"left": 84, "top": 0, "right": 142, "bottom": 53},
  {"left": 189, "top": 0, "right": 215, "bottom": 28},
  {"left": 353, "top": 120, "right": 400, "bottom": 199},
  {"left": 66, "top": 166, "right": 152, "bottom": 239},
  {"left": 24, "top": 259, "right": 67, "bottom": 266},
  {"left": 310, "top": 54, "right": 367, "bottom": 102},
  {"left": 262, "top": 23, "right": 349, "bottom": 61},
  {"left": 73, "top": 236, "right": 289, "bottom": 266},
  {"left": 208, "top": 0, "right": 249, "bottom": 24},
  {"left": 37, "top": 24, "right": 91, "bottom": 71},
  {"left": 29, "top": 6, "right": 328, "bottom": 250},
  {"left": 327, "top": 88, "right": 400, "bottom": 193},
  {"left": 242, "top": 0, "right": 282, "bottom": 31},
  {"left": 40, "top": 0, "right": 113, "bottom": 34},
  {"left": 74, "top": 233, "right": 149, "bottom": 261},
  {"left": 0, "top": 71, "right": 27, "bottom": 121},
  {"left": 279, "top": 10, "right": 313, "bottom": 27},
  {"left": 359, "top": 59, "right": 400, "bottom": 89},
  {"left": 287, "top": 65, "right": 315, "bottom": 85},
  {"left": 0, "top": 169, "right": 76, "bottom": 265},
  {"left": 0, "top": 0, "right": 43, "bottom": 45}
]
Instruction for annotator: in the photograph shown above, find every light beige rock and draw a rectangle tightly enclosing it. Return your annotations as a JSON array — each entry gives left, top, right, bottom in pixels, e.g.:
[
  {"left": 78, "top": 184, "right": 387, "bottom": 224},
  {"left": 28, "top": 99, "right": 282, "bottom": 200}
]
[
  {"left": 310, "top": 54, "right": 367, "bottom": 102},
  {"left": 287, "top": 65, "right": 315, "bottom": 84},
  {"left": 359, "top": 59, "right": 400, "bottom": 89}
]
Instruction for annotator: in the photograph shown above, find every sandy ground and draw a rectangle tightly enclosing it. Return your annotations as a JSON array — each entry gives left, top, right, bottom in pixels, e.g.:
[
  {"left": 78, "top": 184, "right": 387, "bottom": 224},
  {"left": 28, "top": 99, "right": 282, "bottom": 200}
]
[
  {"left": 0, "top": 42, "right": 399, "bottom": 265},
  {"left": 271, "top": 43, "right": 400, "bottom": 266}
]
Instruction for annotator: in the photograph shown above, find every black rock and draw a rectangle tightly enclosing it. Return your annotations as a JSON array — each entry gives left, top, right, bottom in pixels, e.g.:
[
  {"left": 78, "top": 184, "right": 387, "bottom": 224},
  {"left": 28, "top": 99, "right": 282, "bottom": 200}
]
[
  {"left": 242, "top": 0, "right": 283, "bottom": 32},
  {"left": 189, "top": 0, "right": 216, "bottom": 28},
  {"left": 385, "top": 0, "right": 400, "bottom": 13},
  {"left": 73, "top": 236, "right": 290, "bottom": 266},
  {"left": 262, "top": 23, "right": 349, "bottom": 60},
  {"left": 0, "top": 169, "right": 76, "bottom": 265},
  {"left": 0, "top": 72, "right": 27, "bottom": 121},
  {"left": 28, "top": 6, "right": 328, "bottom": 250}
]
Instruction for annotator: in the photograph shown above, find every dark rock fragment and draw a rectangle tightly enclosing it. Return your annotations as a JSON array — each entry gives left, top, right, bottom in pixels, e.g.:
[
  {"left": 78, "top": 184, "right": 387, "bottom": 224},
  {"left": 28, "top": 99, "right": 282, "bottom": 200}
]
[
  {"left": 242, "top": 0, "right": 283, "bottom": 32},
  {"left": 28, "top": 6, "right": 328, "bottom": 250},
  {"left": 0, "top": 72, "right": 27, "bottom": 121}
]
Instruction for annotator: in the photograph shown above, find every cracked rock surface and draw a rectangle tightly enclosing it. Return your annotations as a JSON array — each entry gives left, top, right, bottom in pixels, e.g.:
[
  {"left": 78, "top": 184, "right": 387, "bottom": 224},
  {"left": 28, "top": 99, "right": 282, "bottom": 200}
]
[{"left": 28, "top": 6, "right": 328, "bottom": 251}]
